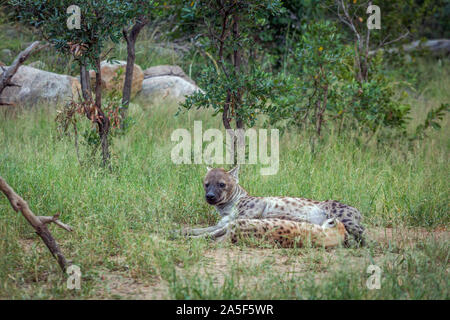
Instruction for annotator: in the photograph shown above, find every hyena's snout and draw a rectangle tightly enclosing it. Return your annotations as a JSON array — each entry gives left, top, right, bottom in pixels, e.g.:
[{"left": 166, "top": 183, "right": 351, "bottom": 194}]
[
  {"left": 204, "top": 184, "right": 222, "bottom": 205},
  {"left": 205, "top": 191, "right": 217, "bottom": 203}
]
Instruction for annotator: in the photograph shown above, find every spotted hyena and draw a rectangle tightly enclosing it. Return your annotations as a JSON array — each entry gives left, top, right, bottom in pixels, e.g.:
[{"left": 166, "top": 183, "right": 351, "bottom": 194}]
[
  {"left": 220, "top": 217, "right": 347, "bottom": 248},
  {"left": 183, "top": 166, "right": 365, "bottom": 247}
]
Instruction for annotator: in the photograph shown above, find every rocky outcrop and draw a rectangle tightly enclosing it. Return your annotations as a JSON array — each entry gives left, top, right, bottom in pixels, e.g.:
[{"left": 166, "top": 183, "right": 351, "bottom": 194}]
[
  {"left": 88, "top": 60, "right": 144, "bottom": 98},
  {"left": 0, "top": 65, "right": 81, "bottom": 106}
]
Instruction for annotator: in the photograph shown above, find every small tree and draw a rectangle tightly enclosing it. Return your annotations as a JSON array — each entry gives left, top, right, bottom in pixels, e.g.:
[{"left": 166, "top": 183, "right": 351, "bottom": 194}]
[
  {"left": 9, "top": 0, "right": 130, "bottom": 167},
  {"left": 294, "top": 21, "right": 352, "bottom": 137},
  {"left": 180, "top": 0, "right": 284, "bottom": 161},
  {"left": 121, "top": 1, "right": 161, "bottom": 128}
]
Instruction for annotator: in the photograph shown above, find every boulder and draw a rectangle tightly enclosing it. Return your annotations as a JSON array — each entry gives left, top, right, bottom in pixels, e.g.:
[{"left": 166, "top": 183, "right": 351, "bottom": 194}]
[
  {"left": 88, "top": 60, "right": 144, "bottom": 98},
  {"left": 137, "top": 76, "right": 202, "bottom": 102},
  {"left": 0, "top": 65, "right": 81, "bottom": 106},
  {"left": 143, "top": 65, "right": 196, "bottom": 85}
]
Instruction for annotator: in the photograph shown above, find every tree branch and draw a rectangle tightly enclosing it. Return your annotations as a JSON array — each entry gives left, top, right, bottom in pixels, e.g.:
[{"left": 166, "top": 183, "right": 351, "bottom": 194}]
[
  {"left": 0, "top": 41, "right": 42, "bottom": 95},
  {"left": 0, "top": 176, "right": 73, "bottom": 271}
]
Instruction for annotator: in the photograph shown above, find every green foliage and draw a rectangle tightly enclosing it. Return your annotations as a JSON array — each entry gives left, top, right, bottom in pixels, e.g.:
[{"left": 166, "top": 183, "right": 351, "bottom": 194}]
[
  {"left": 182, "top": 63, "right": 283, "bottom": 128},
  {"left": 8, "top": 0, "right": 131, "bottom": 67},
  {"left": 411, "top": 103, "right": 450, "bottom": 141},
  {"left": 264, "top": 21, "right": 412, "bottom": 138},
  {"left": 370, "top": 0, "right": 450, "bottom": 40}
]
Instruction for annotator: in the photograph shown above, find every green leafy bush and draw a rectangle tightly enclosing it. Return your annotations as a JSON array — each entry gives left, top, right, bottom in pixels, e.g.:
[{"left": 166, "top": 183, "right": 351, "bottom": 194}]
[{"left": 266, "top": 21, "right": 411, "bottom": 139}]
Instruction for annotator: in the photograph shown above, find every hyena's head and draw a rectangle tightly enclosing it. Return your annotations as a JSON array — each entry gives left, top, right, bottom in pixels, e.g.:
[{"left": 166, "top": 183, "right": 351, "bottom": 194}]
[
  {"left": 203, "top": 166, "right": 239, "bottom": 206},
  {"left": 321, "top": 218, "right": 347, "bottom": 237}
]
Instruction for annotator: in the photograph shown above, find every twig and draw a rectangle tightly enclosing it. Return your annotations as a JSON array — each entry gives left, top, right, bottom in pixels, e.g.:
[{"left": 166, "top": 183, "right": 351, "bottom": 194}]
[{"left": 378, "top": 30, "right": 410, "bottom": 48}]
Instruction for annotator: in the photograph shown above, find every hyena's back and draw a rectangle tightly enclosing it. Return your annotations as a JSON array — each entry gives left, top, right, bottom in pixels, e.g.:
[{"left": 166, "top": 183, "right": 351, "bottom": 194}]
[{"left": 236, "top": 196, "right": 329, "bottom": 225}]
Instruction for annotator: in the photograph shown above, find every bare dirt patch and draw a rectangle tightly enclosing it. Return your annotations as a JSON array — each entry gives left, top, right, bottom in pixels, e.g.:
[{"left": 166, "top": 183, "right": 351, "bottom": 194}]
[
  {"left": 94, "top": 271, "right": 169, "bottom": 299},
  {"left": 17, "top": 226, "right": 449, "bottom": 299},
  {"left": 368, "top": 226, "right": 449, "bottom": 248}
]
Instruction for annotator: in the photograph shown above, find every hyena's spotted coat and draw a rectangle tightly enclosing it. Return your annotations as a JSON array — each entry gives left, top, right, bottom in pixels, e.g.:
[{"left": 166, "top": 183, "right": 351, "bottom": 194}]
[
  {"left": 220, "top": 218, "right": 347, "bottom": 248},
  {"left": 184, "top": 166, "right": 366, "bottom": 247}
]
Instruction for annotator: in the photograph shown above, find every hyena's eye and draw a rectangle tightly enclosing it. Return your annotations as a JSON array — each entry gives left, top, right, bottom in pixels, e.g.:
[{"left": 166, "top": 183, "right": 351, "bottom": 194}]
[
  {"left": 205, "top": 183, "right": 210, "bottom": 188},
  {"left": 219, "top": 183, "right": 226, "bottom": 188}
]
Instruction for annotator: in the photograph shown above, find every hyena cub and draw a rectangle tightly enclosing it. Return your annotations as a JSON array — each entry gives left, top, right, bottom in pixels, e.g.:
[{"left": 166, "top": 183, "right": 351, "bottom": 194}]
[
  {"left": 219, "top": 218, "right": 347, "bottom": 248},
  {"left": 184, "top": 166, "right": 366, "bottom": 247}
]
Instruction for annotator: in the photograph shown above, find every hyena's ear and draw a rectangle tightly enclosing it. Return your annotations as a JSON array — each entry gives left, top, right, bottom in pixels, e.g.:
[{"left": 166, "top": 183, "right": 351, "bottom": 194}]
[
  {"left": 206, "top": 166, "right": 213, "bottom": 172},
  {"left": 228, "top": 165, "right": 240, "bottom": 182}
]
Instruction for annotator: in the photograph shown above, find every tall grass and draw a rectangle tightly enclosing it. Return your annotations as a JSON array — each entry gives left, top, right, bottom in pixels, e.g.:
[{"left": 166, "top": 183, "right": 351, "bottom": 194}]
[{"left": 0, "top": 57, "right": 448, "bottom": 299}]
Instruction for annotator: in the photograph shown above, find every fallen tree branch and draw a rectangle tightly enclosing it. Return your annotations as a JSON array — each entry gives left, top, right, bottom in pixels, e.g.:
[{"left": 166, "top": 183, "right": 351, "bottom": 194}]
[
  {"left": 369, "top": 39, "right": 450, "bottom": 56},
  {"left": 0, "top": 176, "right": 73, "bottom": 272}
]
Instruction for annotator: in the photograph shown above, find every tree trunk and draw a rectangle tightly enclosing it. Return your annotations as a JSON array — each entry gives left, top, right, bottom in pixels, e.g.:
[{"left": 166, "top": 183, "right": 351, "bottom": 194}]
[
  {"left": 94, "top": 58, "right": 110, "bottom": 168},
  {"left": 232, "top": 13, "right": 244, "bottom": 131},
  {"left": 316, "top": 84, "right": 328, "bottom": 137},
  {"left": 121, "top": 17, "right": 148, "bottom": 129},
  {"left": 80, "top": 63, "right": 92, "bottom": 101},
  {"left": 95, "top": 58, "right": 102, "bottom": 109}
]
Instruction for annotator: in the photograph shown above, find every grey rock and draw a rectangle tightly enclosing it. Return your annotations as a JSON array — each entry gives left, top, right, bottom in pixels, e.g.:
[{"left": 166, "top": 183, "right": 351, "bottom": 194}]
[
  {"left": 0, "top": 65, "right": 81, "bottom": 106},
  {"left": 137, "top": 75, "right": 203, "bottom": 103},
  {"left": 143, "top": 65, "right": 196, "bottom": 85}
]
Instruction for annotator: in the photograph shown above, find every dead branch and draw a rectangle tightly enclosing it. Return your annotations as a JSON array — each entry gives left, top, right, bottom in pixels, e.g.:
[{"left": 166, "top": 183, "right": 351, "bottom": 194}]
[
  {"left": 0, "top": 176, "right": 73, "bottom": 272},
  {"left": 0, "top": 41, "right": 42, "bottom": 95},
  {"left": 378, "top": 30, "right": 410, "bottom": 49},
  {"left": 369, "top": 38, "right": 448, "bottom": 57}
]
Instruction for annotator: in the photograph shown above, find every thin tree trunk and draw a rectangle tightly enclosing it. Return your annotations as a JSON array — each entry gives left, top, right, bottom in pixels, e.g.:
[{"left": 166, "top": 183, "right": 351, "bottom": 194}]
[
  {"left": 80, "top": 63, "right": 92, "bottom": 101},
  {"left": 95, "top": 58, "right": 102, "bottom": 109},
  {"left": 121, "top": 17, "right": 148, "bottom": 129},
  {"left": 94, "top": 58, "right": 110, "bottom": 168},
  {"left": 316, "top": 84, "right": 328, "bottom": 137},
  {"left": 232, "top": 12, "right": 244, "bottom": 165},
  {"left": 232, "top": 13, "right": 243, "bottom": 131}
]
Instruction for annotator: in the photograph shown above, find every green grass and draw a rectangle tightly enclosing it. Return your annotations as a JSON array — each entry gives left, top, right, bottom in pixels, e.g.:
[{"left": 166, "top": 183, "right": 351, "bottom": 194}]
[{"left": 0, "top": 43, "right": 449, "bottom": 299}]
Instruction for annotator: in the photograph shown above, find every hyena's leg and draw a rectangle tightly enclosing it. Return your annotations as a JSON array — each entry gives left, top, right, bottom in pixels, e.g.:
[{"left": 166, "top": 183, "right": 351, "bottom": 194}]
[
  {"left": 190, "top": 225, "right": 229, "bottom": 240},
  {"left": 183, "top": 225, "right": 222, "bottom": 236}
]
